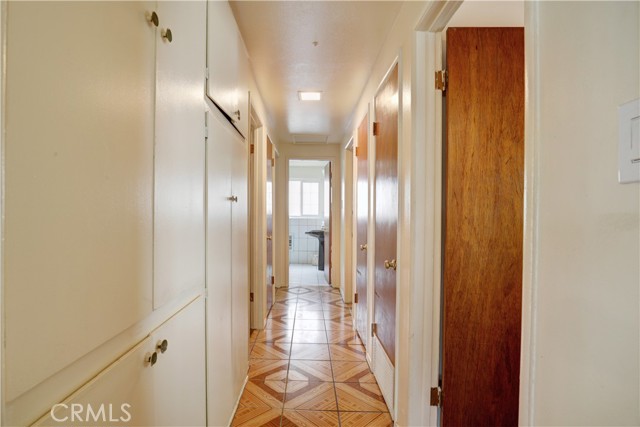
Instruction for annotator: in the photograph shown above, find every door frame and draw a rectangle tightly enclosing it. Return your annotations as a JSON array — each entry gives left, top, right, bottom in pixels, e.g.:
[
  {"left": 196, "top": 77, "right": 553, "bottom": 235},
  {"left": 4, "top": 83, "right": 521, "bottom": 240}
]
[{"left": 250, "top": 125, "right": 269, "bottom": 329}]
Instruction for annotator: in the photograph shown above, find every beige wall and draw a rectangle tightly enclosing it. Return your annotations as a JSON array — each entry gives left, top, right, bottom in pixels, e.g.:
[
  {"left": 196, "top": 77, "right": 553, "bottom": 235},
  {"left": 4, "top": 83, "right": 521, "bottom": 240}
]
[{"left": 525, "top": 2, "right": 640, "bottom": 424}]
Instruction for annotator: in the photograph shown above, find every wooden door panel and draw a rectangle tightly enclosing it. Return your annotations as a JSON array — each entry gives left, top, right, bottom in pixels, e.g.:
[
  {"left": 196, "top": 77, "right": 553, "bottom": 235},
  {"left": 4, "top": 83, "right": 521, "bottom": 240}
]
[
  {"left": 442, "top": 27, "right": 524, "bottom": 426},
  {"left": 356, "top": 113, "right": 369, "bottom": 341},
  {"left": 374, "top": 64, "right": 399, "bottom": 365},
  {"left": 266, "top": 139, "right": 274, "bottom": 310}
]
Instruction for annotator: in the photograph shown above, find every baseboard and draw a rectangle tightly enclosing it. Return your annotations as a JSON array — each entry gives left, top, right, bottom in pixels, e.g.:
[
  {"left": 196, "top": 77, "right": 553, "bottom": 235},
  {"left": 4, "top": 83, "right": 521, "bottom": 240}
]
[{"left": 372, "top": 336, "right": 395, "bottom": 418}]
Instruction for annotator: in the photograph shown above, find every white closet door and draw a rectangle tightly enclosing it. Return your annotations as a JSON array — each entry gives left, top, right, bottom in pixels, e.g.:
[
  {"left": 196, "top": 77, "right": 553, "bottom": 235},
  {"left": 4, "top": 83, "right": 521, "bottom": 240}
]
[
  {"left": 207, "top": 0, "right": 239, "bottom": 119},
  {"left": 230, "top": 130, "right": 249, "bottom": 399},
  {"left": 151, "top": 297, "right": 207, "bottom": 426},
  {"left": 205, "top": 110, "right": 236, "bottom": 425},
  {"left": 153, "top": 0, "right": 206, "bottom": 308},
  {"left": 4, "top": 1, "right": 155, "bottom": 402}
]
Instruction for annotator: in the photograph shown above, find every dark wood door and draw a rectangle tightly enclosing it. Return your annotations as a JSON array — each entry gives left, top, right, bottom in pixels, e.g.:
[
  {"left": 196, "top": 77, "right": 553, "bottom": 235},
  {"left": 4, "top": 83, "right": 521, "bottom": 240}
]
[
  {"left": 323, "top": 162, "right": 332, "bottom": 284},
  {"left": 374, "top": 64, "right": 398, "bottom": 365},
  {"left": 355, "top": 113, "right": 369, "bottom": 341},
  {"left": 442, "top": 27, "right": 524, "bottom": 426},
  {"left": 266, "top": 138, "right": 274, "bottom": 310}
]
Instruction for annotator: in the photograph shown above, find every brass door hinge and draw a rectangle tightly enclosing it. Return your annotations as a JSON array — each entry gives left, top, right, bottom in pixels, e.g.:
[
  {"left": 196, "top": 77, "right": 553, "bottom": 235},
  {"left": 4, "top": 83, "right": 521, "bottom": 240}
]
[
  {"left": 430, "top": 387, "right": 442, "bottom": 407},
  {"left": 355, "top": 147, "right": 359, "bottom": 157},
  {"left": 271, "top": 158, "right": 275, "bottom": 167},
  {"left": 250, "top": 292, "right": 254, "bottom": 302},
  {"left": 435, "top": 70, "right": 447, "bottom": 92},
  {"left": 250, "top": 144, "right": 255, "bottom": 154},
  {"left": 371, "top": 323, "right": 377, "bottom": 337},
  {"left": 354, "top": 293, "right": 359, "bottom": 304},
  {"left": 372, "top": 122, "right": 380, "bottom": 136},
  {"left": 271, "top": 276, "right": 275, "bottom": 285}
]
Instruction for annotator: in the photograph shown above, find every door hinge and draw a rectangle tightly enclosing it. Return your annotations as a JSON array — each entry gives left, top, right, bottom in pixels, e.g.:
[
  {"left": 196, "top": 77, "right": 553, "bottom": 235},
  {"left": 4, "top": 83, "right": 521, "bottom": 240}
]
[
  {"left": 271, "top": 276, "right": 275, "bottom": 285},
  {"left": 435, "top": 70, "right": 447, "bottom": 92},
  {"left": 205, "top": 67, "right": 209, "bottom": 80},
  {"left": 250, "top": 292, "right": 254, "bottom": 302},
  {"left": 430, "top": 387, "right": 442, "bottom": 407},
  {"left": 204, "top": 124, "right": 209, "bottom": 140},
  {"left": 250, "top": 144, "right": 255, "bottom": 154},
  {"left": 354, "top": 293, "right": 359, "bottom": 304},
  {"left": 372, "top": 122, "right": 380, "bottom": 136},
  {"left": 271, "top": 158, "right": 275, "bottom": 167},
  {"left": 355, "top": 147, "right": 359, "bottom": 157},
  {"left": 371, "top": 322, "right": 377, "bottom": 337}
]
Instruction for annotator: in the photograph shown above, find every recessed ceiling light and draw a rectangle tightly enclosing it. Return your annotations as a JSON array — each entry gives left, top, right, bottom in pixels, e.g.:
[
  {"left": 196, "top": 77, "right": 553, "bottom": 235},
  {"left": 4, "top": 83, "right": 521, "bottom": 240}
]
[{"left": 298, "top": 91, "right": 322, "bottom": 101}]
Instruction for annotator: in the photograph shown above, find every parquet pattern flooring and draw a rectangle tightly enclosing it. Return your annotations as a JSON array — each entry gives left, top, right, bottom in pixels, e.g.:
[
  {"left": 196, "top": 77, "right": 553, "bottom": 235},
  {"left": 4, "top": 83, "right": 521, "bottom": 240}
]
[{"left": 235, "top": 286, "right": 392, "bottom": 426}]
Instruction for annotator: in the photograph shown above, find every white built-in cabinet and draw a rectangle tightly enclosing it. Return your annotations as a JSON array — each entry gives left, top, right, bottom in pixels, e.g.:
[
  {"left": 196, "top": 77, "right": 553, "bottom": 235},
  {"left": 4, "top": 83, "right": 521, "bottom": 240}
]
[
  {"left": 207, "top": 0, "right": 250, "bottom": 139},
  {"left": 34, "top": 298, "right": 206, "bottom": 427},
  {"left": 205, "top": 108, "right": 250, "bottom": 426},
  {"left": 153, "top": 0, "right": 206, "bottom": 308},
  {"left": 4, "top": 1, "right": 208, "bottom": 425}
]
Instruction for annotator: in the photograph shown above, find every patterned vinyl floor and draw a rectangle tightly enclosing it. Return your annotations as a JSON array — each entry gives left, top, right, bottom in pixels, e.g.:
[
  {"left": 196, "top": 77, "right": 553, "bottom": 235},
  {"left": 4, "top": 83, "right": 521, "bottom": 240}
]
[{"left": 232, "top": 286, "right": 393, "bottom": 427}]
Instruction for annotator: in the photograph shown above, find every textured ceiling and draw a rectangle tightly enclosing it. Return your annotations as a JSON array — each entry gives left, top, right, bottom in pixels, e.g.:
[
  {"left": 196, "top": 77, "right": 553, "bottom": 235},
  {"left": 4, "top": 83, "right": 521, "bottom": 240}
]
[{"left": 230, "top": 1, "right": 403, "bottom": 144}]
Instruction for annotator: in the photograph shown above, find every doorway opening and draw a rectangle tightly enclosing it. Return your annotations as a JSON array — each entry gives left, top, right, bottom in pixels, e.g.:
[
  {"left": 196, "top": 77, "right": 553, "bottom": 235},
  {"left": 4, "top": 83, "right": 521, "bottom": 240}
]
[{"left": 288, "top": 159, "right": 331, "bottom": 287}]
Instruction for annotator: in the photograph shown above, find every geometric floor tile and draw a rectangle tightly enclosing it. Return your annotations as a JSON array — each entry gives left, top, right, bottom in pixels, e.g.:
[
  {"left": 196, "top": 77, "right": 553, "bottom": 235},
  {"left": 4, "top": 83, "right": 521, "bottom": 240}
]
[
  {"left": 233, "top": 286, "right": 390, "bottom": 426},
  {"left": 248, "top": 359, "right": 289, "bottom": 381},
  {"left": 331, "top": 361, "right": 376, "bottom": 384},
  {"left": 288, "top": 360, "right": 333, "bottom": 382},
  {"left": 290, "top": 343, "right": 331, "bottom": 360},
  {"left": 284, "top": 381, "right": 338, "bottom": 411},
  {"left": 251, "top": 342, "right": 291, "bottom": 359},
  {"left": 257, "top": 329, "right": 294, "bottom": 343},
  {"left": 329, "top": 344, "right": 366, "bottom": 361},
  {"left": 240, "top": 380, "right": 287, "bottom": 408},
  {"left": 339, "top": 411, "right": 393, "bottom": 427},
  {"left": 326, "top": 330, "right": 362, "bottom": 345},
  {"left": 281, "top": 410, "right": 340, "bottom": 426},
  {"left": 335, "top": 382, "right": 389, "bottom": 412},
  {"left": 231, "top": 406, "right": 282, "bottom": 427},
  {"left": 292, "top": 330, "right": 328, "bottom": 344}
]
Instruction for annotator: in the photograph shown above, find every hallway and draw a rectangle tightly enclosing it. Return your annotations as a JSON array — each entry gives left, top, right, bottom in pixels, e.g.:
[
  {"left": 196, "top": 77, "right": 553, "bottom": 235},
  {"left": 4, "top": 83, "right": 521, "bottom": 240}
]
[
  {"left": 289, "top": 264, "right": 329, "bottom": 287},
  {"left": 234, "top": 286, "right": 392, "bottom": 426}
]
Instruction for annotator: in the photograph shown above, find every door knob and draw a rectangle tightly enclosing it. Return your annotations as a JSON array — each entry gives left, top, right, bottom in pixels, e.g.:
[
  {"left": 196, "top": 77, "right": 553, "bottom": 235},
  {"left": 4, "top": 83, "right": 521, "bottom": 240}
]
[
  {"left": 156, "top": 339, "right": 168, "bottom": 354},
  {"left": 384, "top": 259, "right": 397, "bottom": 270},
  {"left": 267, "top": 235, "right": 272, "bottom": 241},
  {"left": 227, "top": 196, "right": 238, "bottom": 202},
  {"left": 359, "top": 244, "right": 367, "bottom": 251},
  {"left": 147, "top": 11, "right": 159, "bottom": 27},
  {"left": 146, "top": 351, "right": 158, "bottom": 367},
  {"left": 161, "top": 28, "right": 173, "bottom": 43}
]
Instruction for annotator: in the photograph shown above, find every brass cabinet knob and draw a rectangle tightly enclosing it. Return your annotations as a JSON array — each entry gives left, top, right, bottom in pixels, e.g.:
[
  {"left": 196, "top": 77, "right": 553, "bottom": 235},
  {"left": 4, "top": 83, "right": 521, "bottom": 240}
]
[
  {"left": 161, "top": 28, "right": 173, "bottom": 43},
  {"left": 359, "top": 244, "right": 367, "bottom": 251},
  {"left": 147, "top": 11, "right": 159, "bottom": 27},
  {"left": 266, "top": 235, "right": 272, "bottom": 241},
  {"left": 384, "top": 259, "right": 397, "bottom": 271},
  {"left": 146, "top": 351, "right": 158, "bottom": 367},
  {"left": 157, "top": 339, "right": 168, "bottom": 354}
]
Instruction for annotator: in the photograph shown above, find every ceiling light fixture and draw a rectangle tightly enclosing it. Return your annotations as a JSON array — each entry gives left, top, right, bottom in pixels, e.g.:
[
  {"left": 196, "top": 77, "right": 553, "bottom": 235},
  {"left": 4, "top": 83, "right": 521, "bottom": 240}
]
[{"left": 298, "top": 91, "right": 322, "bottom": 101}]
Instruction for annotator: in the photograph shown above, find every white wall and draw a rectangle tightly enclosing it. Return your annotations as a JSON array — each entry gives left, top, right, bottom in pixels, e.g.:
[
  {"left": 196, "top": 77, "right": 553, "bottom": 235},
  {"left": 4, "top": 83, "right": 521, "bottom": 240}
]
[{"left": 524, "top": 2, "right": 640, "bottom": 425}]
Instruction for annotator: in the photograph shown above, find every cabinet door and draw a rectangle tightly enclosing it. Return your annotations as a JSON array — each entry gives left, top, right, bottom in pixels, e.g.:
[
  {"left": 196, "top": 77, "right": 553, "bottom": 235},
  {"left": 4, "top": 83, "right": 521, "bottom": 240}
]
[
  {"left": 205, "top": 110, "right": 236, "bottom": 426},
  {"left": 34, "top": 337, "right": 156, "bottom": 427},
  {"left": 151, "top": 297, "right": 207, "bottom": 426},
  {"left": 207, "top": 0, "right": 239, "bottom": 119},
  {"left": 5, "top": 1, "right": 155, "bottom": 402},
  {"left": 34, "top": 298, "right": 207, "bottom": 427},
  {"left": 153, "top": 0, "right": 206, "bottom": 308},
  {"left": 231, "top": 129, "right": 249, "bottom": 399}
]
